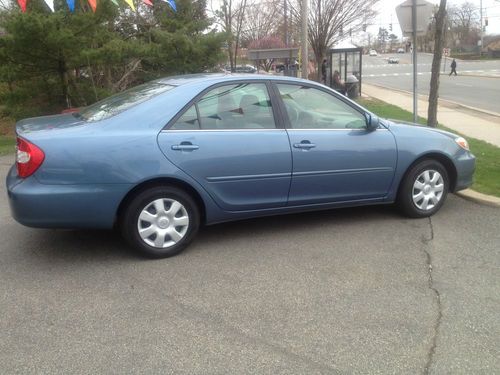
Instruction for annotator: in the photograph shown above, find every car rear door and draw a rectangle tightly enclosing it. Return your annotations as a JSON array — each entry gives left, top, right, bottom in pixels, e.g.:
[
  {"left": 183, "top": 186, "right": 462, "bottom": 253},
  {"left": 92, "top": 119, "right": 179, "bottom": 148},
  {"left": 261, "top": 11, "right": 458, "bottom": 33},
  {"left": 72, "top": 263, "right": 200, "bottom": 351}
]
[
  {"left": 157, "top": 81, "right": 292, "bottom": 211},
  {"left": 273, "top": 82, "right": 397, "bottom": 205}
]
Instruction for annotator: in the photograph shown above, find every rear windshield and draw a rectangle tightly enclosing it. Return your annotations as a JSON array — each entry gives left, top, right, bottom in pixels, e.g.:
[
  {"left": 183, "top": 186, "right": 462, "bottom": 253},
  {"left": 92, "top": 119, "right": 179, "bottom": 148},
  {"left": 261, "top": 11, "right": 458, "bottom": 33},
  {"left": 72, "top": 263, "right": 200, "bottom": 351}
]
[{"left": 76, "top": 82, "right": 175, "bottom": 122}]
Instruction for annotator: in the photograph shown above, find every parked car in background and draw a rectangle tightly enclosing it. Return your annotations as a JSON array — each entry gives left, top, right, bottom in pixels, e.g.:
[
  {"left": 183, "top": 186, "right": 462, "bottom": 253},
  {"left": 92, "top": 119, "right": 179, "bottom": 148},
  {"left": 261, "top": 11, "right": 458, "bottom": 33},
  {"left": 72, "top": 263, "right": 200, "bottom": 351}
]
[
  {"left": 369, "top": 50, "right": 378, "bottom": 56},
  {"left": 223, "top": 64, "right": 257, "bottom": 73},
  {"left": 388, "top": 57, "right": 400, "bottom": 64},
  {"left": 7, "top": 74, "right": 475, "bottom": 258},
  {"left": 397, "top": 48, "right": 405, "bottom": 53}
]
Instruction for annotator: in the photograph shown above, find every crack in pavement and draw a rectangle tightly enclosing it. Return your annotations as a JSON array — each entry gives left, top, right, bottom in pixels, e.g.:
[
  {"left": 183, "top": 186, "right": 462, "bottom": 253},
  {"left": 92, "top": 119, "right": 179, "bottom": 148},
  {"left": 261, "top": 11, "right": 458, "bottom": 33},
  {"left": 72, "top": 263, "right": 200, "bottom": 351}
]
[{"left": 422, "top": 217, "right": 443, "bottom": 375}]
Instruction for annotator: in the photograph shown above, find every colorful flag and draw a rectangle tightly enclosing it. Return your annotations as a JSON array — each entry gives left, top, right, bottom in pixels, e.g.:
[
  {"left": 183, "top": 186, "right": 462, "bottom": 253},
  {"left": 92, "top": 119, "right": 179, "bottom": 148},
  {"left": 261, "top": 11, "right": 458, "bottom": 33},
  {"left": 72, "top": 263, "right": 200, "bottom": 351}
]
[
  {"left": 66, "top": 0, "right": 75, "bottom": 11},
  {"left": 17, "top": 0, "right": 27, "bottom": 12},
  {"left": 142, "top": 0, "right": 153, "bottom": 6},
  {"left": 124, "top": 0, "right": 136, "bottom": 11},
  {"left": 160, "top": 0, "right": 175, "bottom": 11},
  {"left": 87, "top": 0, "right": 96, "bottom": 12},
  {"left": 44, "top": 0, "right": 55, "bottom": 11}
]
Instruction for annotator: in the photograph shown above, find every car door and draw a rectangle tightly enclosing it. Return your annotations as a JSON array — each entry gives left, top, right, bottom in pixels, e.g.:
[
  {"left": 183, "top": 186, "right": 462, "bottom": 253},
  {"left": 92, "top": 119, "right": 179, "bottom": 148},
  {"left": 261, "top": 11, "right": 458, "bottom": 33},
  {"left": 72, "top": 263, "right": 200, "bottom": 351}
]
[
  {"left": 273, "top": 82, "right": 397, "bottom": 205},
  {"left": 157, "top": 81, "right": 292, "bottom": 211}
]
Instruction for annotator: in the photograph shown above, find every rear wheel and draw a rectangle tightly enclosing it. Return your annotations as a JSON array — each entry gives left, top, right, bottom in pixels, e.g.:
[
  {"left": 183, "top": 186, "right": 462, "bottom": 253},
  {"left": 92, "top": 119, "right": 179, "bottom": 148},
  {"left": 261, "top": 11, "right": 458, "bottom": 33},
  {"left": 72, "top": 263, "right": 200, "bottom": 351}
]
[
  {"left": 121, "top": 186, "right": 200, "bottom": 258},
  {"left": 398, "top": 159, "right": 449, "bottom": 218}
]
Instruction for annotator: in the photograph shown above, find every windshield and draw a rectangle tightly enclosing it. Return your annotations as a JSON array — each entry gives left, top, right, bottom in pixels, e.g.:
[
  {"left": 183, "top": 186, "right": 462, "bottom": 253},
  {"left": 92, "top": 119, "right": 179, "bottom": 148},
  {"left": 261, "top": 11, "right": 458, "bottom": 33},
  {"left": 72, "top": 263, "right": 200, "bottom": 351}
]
[{"left": 77, "top": 82, "right": 175, "bottom": 122}]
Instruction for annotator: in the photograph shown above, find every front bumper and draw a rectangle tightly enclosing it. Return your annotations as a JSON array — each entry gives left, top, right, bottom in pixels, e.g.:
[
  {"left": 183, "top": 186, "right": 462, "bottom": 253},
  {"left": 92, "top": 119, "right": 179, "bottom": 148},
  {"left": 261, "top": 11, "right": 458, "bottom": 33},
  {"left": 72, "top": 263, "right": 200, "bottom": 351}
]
[
  {"left": 6, "top": 166, "right": 131, "bottom": 229},
  {"left": 453, "top": 151, "right": 476, "bottom": 192}
]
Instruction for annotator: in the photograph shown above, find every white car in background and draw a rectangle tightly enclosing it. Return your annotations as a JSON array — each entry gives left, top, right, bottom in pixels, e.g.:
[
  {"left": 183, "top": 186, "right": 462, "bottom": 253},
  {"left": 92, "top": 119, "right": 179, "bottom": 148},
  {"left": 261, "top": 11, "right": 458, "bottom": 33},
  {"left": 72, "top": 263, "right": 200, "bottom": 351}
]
[{"left": 369, "top": 50, "right": 378, "bottom": 56}]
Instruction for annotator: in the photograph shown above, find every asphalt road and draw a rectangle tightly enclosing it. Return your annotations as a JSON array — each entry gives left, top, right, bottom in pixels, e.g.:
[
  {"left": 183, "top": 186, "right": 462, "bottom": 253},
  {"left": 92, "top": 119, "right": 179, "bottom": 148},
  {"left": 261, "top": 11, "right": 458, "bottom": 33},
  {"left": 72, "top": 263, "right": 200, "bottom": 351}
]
[
  {"left": 1, "top": 155, "right": 499, "bottom": 374},
  {"left": 362, "top": 53, "right": 500, "bottom": 114}
]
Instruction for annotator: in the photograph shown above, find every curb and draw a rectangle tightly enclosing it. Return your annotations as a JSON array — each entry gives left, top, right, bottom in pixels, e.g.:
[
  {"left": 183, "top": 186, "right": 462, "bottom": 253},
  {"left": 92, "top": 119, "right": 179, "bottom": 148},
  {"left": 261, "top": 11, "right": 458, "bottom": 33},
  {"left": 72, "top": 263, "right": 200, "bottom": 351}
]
[
  {"left": 455, "top": 189, "right": 500, "bottom": 208},
  {"left": 363, "top": 83, "right": 500, "bottom": 118},
  {"left": 439, "top": 72, "right": 500, "bottom": 79}
]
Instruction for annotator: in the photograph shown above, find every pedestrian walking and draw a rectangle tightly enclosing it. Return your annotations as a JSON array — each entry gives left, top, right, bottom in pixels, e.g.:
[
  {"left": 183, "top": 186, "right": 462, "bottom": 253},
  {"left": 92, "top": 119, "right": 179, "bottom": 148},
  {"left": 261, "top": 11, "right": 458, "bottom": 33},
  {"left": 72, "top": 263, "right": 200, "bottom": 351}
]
[{"left": 449, "top": 58, "right": 457, "bottom": 76}]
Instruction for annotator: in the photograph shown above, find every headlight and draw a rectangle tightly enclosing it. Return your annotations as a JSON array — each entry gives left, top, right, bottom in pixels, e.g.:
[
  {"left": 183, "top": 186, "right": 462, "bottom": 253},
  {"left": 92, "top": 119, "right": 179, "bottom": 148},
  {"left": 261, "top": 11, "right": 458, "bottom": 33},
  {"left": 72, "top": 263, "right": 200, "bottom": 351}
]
[{"left": 455, "top": 137, "right": 469, "bottom": 151}]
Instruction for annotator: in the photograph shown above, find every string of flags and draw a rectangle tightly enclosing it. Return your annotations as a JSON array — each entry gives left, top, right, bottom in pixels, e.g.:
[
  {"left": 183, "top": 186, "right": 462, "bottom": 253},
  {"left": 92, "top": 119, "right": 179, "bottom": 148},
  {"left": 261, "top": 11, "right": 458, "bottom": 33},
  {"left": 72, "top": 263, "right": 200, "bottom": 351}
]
[{"left": 16, "top": 0, "right": 177, "bottom": 13}]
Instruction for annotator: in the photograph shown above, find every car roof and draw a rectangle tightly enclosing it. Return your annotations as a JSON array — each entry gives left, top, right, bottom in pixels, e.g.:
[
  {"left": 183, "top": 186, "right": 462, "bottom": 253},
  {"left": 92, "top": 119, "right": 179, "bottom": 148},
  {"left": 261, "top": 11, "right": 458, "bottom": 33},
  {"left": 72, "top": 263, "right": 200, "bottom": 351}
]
[{"left": 154, "top": 73, "right": 313, "bottom": 87}]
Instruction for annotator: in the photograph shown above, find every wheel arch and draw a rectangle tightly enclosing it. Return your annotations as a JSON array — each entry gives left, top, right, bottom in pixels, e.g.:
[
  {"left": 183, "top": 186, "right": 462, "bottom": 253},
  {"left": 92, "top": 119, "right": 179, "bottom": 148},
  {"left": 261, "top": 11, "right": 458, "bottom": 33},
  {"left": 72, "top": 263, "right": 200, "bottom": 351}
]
[
  {"left": 115, "top": 177, "right": 207, "bottom": 227},
  {"left": 397, "top": 153, "right": 457, "bottom": 195}
]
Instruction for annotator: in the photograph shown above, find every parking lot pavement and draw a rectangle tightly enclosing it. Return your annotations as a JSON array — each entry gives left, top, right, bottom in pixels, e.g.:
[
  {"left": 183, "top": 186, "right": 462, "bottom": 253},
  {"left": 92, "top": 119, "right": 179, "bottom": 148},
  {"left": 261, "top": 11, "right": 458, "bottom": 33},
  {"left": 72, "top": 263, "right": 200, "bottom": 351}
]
[{"left": 1, "top": 156, "right": 499, "bottom": 374}]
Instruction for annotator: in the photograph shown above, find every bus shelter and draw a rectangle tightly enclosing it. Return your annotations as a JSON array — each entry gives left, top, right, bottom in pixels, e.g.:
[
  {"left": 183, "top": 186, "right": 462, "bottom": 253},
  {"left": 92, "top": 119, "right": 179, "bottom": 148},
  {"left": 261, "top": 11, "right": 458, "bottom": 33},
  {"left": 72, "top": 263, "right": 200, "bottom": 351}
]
[
  {"left": 248, "top": 48, "right": 299, "bottom": 77},
  {"left": 327, "top": 42, "right": 363, "bottom": 98}
]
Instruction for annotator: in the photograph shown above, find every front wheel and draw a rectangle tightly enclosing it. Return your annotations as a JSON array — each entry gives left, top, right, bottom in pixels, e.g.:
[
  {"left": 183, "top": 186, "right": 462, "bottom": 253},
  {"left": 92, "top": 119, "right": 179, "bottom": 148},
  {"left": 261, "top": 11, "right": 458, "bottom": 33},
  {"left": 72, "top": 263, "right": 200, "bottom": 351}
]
[
  {"left": 121, "top": 186, "right": 200, "bottom": 258},
  {"left": 398, "top": 159, "right": 449, "bottom": 218}
]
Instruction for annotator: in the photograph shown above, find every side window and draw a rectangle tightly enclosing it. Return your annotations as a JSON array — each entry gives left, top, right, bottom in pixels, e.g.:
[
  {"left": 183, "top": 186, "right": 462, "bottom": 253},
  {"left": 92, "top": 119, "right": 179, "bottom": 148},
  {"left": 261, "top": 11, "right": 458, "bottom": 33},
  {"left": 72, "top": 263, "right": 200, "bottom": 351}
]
[
  {"left": 170, "top": 105, "right": 200, "bottom": 130},
  {"left": 197, "top": 83, "right": 276, "bottom": 129},
  {"left": 276, "top": 84, "right": 367, "bottom": 130}
]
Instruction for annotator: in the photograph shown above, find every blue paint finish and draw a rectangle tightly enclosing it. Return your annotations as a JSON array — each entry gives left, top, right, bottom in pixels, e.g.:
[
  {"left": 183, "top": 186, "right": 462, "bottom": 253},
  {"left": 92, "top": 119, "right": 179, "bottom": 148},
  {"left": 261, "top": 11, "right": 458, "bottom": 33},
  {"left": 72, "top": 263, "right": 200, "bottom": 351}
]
[
  {"left": 287, "top": 128, "right": 397, "bottom": 204},
  {"left": 6, "top": 74, "right": 476, "bottom": 230},
  {"left": 158, "top": 130, "right": 292, "bottom": 210}
]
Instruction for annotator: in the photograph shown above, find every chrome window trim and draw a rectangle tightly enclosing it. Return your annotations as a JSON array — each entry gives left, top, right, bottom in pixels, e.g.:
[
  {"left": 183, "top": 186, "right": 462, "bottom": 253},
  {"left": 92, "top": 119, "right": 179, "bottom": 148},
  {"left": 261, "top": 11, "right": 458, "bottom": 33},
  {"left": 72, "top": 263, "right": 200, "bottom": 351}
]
[
  {"left": 161, "top": 128, "right": 287, "bottom": 133},
  {"left": 286, "top": 128, "right": 389, "bottom": 131}
]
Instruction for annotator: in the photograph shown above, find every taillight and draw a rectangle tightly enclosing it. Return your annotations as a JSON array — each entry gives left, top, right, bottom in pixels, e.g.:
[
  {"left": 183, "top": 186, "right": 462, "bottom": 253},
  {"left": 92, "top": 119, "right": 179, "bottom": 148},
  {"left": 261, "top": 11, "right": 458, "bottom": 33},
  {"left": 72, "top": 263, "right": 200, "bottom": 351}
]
[{"left": 16, "top": 137, "right": 45, "bottom": 178}]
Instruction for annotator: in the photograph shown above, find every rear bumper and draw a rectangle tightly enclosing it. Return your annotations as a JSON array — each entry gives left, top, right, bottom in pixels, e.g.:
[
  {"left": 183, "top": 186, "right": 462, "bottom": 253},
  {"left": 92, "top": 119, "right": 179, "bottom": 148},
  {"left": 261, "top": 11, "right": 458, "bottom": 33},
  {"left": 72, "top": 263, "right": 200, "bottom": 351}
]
[
  {"left": 6, "top": 166, "right": 131, "bottom": 229},
  {"left": 453, "top": 151, "right": 476, "bottom": 192}
]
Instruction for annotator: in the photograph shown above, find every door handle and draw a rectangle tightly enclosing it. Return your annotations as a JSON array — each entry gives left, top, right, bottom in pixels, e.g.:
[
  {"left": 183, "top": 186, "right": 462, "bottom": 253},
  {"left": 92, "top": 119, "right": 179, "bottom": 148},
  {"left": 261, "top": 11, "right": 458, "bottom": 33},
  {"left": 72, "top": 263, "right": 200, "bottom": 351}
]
[
  {"left": 171, "top": 142, "right": 199, "bottom": 151},
  {"left": 293, "top": 141, "right": 316, "bottom": 149}
]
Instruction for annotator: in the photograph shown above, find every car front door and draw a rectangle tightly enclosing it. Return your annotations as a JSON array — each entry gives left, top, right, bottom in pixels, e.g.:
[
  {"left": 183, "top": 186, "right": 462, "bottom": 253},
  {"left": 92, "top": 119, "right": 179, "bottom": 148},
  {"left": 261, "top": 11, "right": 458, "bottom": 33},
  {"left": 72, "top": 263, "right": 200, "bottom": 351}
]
[
  {"left": 157, "top": 81, "right": 292, "bottom": 211},
  {"left": 274, "top": 83, "right": 397, "bottom": 205}
]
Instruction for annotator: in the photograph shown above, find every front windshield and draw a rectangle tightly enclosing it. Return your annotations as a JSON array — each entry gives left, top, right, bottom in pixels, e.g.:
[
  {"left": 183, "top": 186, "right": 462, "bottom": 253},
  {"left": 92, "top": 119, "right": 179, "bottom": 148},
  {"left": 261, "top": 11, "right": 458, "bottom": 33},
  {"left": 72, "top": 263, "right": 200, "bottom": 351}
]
[{"left": 77, "top": 82, "right": 175, "bottom": 122}]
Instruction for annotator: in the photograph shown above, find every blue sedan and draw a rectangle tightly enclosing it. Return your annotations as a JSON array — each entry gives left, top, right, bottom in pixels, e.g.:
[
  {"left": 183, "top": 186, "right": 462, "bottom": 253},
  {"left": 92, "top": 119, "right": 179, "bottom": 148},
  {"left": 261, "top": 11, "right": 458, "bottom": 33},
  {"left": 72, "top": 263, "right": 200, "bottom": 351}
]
[{"left": 6, "top": 74, "right": 475, "bottom": 258}]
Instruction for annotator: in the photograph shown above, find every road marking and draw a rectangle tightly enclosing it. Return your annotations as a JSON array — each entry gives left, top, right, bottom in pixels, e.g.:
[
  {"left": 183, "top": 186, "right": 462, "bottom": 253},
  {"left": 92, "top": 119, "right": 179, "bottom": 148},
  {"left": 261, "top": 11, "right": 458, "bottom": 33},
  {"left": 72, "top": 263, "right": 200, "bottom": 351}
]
[{"left": 363, "top": 69, "right": 499, "bottom": 78}]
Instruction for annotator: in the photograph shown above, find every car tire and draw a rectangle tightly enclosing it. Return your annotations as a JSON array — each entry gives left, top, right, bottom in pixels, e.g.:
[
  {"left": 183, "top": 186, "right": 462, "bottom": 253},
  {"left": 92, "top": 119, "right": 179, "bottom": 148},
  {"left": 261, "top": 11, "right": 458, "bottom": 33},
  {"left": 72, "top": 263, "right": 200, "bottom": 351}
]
[
  {"left": 398, "top": 159, "right": 449, "bottom": 218},
  {"left": 121, "top": 186, "right": 200, "bottom": 258}
]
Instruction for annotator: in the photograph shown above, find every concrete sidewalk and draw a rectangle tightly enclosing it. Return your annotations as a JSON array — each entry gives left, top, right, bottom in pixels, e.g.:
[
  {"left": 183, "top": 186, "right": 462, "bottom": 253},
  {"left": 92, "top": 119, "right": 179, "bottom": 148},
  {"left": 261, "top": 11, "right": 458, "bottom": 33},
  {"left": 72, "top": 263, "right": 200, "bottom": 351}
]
[{"left": 362, "top": 84, "right": 500, "bottom": 148}]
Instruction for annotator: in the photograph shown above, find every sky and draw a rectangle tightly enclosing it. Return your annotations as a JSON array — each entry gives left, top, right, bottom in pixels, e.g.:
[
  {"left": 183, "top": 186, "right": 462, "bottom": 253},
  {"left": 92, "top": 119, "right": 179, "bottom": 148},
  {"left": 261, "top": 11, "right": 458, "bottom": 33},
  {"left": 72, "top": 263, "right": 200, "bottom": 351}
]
[{"left": 368, "top": 0, "right": 500, "bottom": 37}]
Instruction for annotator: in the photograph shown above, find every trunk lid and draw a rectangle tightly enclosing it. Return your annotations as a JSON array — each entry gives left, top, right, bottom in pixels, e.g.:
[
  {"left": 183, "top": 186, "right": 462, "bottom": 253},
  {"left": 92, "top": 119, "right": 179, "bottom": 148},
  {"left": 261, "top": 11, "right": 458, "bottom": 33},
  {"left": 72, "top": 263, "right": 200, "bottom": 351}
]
[{"left": 16, "top": 113, "right": 85, "bottom": 136}]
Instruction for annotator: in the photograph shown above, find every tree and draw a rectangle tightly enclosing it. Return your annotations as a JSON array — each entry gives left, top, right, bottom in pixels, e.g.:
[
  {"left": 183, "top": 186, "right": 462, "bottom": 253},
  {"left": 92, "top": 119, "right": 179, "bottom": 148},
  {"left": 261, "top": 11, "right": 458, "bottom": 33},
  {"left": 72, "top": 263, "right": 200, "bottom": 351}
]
[
  {"left": 427, "top": 0, "right": 447, "bottom": 127},
  {"left": 288, "top": 0, "right": 379, "bottom": 80},
  {"left": 240, "top": 0, "right": 281, "bottom": 47},
  {"left": 448, "top": 1, "right": 479, "bottom": 49},
  {"left": 213, "top": 0, "right": 248, "bottom": 71},
  {"left": 388, "top": 33, "right": 398, "bottom": 51},
  {"left": 377, "top": 27, "right": 389, "bottom": 51},
  {"left": 0, "top": 0, "right": 225, "bottom": 118}
]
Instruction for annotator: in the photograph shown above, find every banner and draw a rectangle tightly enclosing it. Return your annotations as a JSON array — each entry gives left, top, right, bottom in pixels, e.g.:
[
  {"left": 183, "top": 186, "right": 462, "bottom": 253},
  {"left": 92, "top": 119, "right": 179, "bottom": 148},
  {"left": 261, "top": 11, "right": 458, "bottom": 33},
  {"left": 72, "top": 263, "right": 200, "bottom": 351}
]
[
  {"left": 43, "top": 0, "right": 55, "bottom": 12},
  {"left": 87, "top": 0, "right": 97, "bottom": 12},
  {"left": 66, "top": 0, "right": 75, "bottom": 12},
  {"left": 160, "top": 0, "right": 176, "bottom": 11},
  {"left": 17, "top": 0, "right": 27, "bottom": 12},
  {"left": 16, "top": 0, "right": 177, "bottom": 13},
  {"left": 124, "top": 0, "right": 136, "bottom": 11}
]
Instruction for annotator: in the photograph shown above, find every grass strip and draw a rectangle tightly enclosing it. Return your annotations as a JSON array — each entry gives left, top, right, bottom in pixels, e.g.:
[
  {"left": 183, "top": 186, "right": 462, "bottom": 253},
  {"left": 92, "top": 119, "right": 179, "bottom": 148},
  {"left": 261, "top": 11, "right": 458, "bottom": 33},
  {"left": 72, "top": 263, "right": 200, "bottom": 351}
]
[
  {"left": 0, "top": 136, "right": 15, "bottom": 156},
  {"left": 358, "top": 97, "right": 500, "bottom": 197}
]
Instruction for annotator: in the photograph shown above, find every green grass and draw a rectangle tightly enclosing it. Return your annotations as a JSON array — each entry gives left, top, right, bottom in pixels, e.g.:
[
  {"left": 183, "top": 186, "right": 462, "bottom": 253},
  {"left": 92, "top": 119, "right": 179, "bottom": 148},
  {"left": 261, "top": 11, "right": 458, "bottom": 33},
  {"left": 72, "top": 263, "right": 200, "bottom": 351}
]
[
  {"left": 0, "top": 136, "right": 15, "bottom": 156},
  {"left": 357, "top": 97, "right": 500, "bottom": 198}
]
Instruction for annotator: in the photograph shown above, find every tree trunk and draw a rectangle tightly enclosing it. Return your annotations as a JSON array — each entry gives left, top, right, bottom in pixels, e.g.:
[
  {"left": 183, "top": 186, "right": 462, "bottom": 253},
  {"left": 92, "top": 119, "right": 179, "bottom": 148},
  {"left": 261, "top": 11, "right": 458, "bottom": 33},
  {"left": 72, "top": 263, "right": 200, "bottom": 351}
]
[
  {"left": 58, "top": 59, "right": 70, "bottom": 109},
  {"left": 427, "top": 0, "right": 447, "bottom": 128}
]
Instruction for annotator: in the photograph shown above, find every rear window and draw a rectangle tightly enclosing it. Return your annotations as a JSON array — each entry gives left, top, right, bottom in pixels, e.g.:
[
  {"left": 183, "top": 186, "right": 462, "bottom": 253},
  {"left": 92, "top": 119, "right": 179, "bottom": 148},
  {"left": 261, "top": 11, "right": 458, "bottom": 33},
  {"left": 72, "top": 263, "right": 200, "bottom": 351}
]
[{"left": 77, "top": 82, "right": 175, "bottom": 122}]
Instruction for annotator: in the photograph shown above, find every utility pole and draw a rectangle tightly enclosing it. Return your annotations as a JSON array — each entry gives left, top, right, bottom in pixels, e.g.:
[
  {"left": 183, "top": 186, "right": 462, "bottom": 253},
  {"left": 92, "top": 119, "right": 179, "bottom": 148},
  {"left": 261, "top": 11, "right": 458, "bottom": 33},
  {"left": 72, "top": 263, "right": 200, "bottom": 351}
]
[
  {"left": 479, "top": 0, "right": 483, "bottom": 56},
  {"left": 412, "top": 0, "right": 418, "bottom": 123},
  {"left": 284, "top": 0, "right": 288, "bottom": 46},
  {"left": 301, "top": 0, "right": 308, "bottom": 79}
]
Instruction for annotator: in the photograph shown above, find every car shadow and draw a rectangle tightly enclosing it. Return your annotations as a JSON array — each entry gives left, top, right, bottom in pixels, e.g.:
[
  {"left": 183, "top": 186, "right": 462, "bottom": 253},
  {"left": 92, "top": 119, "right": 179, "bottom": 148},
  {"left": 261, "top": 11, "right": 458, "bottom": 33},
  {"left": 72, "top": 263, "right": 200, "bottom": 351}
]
[{"left": 22, "top": 204, "right": 401, "bottom": 263}]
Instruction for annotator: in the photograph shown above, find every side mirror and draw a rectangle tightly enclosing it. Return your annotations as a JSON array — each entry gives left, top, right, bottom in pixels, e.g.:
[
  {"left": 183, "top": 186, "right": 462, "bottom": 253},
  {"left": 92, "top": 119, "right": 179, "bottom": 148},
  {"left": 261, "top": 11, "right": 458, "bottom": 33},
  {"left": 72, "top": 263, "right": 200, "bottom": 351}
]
[{"left": 366, "top": 114, "right": 380, "bottom": 131}]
